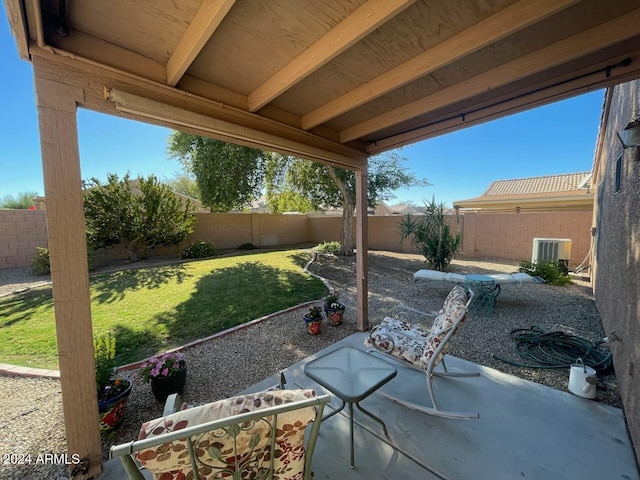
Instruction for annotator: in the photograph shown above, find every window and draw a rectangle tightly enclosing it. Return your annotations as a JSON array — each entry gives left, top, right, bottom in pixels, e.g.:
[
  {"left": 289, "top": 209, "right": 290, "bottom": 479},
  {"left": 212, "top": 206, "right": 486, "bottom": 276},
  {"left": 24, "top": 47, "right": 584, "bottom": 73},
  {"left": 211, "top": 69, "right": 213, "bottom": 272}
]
[{"left": 615, "top": 153, "right": 622, "bottom": 194}]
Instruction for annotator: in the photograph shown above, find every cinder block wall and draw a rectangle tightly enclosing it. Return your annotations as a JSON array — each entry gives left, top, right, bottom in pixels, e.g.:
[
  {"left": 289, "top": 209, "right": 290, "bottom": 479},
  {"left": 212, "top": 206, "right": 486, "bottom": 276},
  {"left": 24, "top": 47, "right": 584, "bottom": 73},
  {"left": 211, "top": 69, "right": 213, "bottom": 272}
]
[
  {"left": 461, "top": 211, "right": 592, "bottom": 267},
  {"left": 0, "top": 209, "right": 48, "bottom": 268}
]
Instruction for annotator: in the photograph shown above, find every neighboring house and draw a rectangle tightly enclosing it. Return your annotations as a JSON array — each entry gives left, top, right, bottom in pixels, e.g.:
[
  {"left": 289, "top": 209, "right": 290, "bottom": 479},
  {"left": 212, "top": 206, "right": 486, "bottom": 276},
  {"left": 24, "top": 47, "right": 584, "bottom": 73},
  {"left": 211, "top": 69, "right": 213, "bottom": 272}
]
[
  {"left": 388, "top": 203, "right": 425, "bottom": 215},
  {"left": 453, "top": 172, "right": 594, "bottom": 212},
  {"left": 591, "top": 80, "right": 640, "bottom": 462}
]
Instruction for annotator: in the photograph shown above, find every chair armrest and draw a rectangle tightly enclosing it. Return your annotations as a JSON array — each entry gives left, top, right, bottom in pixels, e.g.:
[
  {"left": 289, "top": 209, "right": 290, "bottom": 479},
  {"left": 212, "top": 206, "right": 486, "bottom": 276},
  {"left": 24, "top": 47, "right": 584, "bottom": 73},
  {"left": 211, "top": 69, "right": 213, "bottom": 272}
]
[{"left": 163, "top": 393, "right": 182, "bottom": 416}]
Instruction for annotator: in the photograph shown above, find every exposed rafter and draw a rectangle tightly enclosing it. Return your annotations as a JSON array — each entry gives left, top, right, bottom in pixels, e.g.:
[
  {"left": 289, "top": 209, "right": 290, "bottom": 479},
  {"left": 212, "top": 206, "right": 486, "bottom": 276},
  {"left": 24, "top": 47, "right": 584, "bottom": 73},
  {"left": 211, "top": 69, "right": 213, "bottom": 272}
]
[
  {"left": 247, "top": 0, "right": 416, "bottom": 112},
  {"left": 301, "top": 0, "right": 579, "bottom": 130},
  {"left": 166, "top": 0, "right": 236, "bottom": 86},
  {"left": 340, "top": 8, "right": 640, "bottom": 143}
]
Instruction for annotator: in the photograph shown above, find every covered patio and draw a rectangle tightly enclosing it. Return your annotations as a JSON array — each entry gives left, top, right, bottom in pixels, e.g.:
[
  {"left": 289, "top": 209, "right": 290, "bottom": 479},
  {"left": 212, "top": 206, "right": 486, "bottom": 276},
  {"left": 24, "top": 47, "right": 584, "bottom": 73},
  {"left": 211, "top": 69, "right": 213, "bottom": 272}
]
[
  {"left": 103, "top": 332, "right": 640, "bottom": 480},
  {"left": 4, "top": 0, "right": 640, "bottom": 477}
]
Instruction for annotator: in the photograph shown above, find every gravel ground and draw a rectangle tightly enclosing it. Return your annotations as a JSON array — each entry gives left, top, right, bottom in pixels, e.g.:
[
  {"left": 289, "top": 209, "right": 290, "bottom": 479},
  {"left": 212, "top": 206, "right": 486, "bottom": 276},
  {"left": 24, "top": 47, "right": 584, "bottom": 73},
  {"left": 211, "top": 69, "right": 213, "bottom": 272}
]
[{"left": 0, "top": 250, "right": 620, "bottom": 479}]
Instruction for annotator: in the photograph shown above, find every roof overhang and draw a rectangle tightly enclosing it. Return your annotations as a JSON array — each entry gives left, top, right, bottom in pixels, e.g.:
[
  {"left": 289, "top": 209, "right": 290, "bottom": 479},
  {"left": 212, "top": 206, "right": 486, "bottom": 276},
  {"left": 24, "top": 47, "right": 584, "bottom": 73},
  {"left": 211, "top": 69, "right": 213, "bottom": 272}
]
[{"left": 5, "top": 0, "right": 640, "bottom": 160}]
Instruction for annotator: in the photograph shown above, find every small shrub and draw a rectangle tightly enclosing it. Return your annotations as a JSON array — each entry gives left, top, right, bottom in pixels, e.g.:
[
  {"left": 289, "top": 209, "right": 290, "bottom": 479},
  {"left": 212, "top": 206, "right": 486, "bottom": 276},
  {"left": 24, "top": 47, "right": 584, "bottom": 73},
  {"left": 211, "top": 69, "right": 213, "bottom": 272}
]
[
  {"left": 94, "top": 334, "right": 116, "bottom": 396},
  {"left": 518, "top": 259, "right": 571, "bottom": 286},
  {"left": 180, "top": 241, "right": 216, "bottom": 259},
  {"left": 237, "top": 243, "right": 257, "bottom": 250},
  {"left": 31, "top": 247, "right": 51, "bottom": 275},
  {"left": 314, "top": 241, "right": 341, "bottom": 255},
  {"left": 31, "top": 246, "right": 97, "bottom": 275}
]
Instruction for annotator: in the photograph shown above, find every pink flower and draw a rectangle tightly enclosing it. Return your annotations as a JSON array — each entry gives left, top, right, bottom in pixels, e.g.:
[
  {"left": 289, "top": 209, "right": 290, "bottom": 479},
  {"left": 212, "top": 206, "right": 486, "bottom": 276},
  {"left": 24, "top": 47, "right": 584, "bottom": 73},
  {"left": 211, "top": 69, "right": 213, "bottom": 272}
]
[{"left": 161, "top": 368, "right": 169, "bottom": 377}]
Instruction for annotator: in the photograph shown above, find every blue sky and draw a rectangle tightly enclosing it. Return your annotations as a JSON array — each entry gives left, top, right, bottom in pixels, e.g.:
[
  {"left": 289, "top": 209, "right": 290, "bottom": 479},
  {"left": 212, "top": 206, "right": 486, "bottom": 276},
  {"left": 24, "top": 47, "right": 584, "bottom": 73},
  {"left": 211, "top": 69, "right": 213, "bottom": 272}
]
[{"left": 0, "top": 7, "right": 603, "bottom": 207}]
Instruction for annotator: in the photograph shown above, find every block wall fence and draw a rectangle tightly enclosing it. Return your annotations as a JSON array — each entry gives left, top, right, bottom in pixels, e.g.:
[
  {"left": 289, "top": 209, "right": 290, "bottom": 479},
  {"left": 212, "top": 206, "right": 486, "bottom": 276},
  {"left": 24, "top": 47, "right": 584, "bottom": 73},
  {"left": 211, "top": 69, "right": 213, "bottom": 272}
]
[{"left": 0, "top": 209, "right": 591, "bottom": 269}]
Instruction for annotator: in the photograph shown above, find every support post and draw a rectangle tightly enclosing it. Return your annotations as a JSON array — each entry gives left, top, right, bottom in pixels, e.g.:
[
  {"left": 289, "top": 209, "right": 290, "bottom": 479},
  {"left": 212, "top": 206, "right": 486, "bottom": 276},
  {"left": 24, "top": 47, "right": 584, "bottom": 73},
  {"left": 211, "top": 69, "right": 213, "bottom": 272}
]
[
  {"left": 355, "top": 161, "right": 369, "bottom": 331},
  {"left": 34, "top": 70, "right": 102, "bottom": 478}
]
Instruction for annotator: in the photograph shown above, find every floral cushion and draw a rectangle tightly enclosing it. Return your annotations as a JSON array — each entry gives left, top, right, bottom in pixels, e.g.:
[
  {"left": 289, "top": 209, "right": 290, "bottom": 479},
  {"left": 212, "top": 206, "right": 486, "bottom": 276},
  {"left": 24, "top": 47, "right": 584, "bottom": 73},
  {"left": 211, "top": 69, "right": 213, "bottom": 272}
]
[
  {"left": 136, "top": 389, "right": 317, "bottom": 480},
  {"left": 365, "top": 286, "right": 468, "bottom": 370}
]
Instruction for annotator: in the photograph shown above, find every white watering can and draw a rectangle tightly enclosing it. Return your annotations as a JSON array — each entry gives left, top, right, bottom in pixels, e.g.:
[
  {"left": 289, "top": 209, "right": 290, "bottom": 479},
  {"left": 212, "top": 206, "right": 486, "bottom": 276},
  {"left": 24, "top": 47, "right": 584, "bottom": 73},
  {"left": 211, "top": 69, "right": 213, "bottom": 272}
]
[{"left": 568, "top": 358, "right": 597, "bottom": 399}]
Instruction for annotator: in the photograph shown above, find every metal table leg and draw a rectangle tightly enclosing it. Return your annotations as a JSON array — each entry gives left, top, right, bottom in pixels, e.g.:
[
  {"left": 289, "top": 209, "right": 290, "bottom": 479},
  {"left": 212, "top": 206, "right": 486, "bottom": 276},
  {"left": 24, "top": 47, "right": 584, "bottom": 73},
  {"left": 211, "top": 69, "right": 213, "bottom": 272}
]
[{"left": 356, "top": 402, "right": 390, "bottom": 437}]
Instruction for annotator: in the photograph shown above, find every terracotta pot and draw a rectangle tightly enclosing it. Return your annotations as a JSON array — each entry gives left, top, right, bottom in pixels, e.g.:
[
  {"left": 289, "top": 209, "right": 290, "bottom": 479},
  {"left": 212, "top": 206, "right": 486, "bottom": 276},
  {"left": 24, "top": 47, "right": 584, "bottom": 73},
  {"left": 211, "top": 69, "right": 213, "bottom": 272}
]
[
  {"left": 150, "top": 363, "right": 187, "bottom": 402},
  {"left": 98, "top": 379, "right": 132, "bottom": 432}
]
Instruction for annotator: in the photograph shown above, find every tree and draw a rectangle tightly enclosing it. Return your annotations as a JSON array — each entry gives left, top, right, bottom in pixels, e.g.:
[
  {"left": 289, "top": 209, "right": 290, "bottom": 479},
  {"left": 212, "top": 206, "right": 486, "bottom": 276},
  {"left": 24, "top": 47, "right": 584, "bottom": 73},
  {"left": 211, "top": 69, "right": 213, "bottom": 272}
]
[
  {"left": 168, "top": 133, "right": 265, "bottom": 211},
  {"left": 83, "top": 173, "right": 196, "bottom": 261},
  {"left": 0, "top": 191, "right": 38, "bottom": 209},
  {"left": 164, "top": 171, "right": 201, "bottom": 200},
  {"left": 398, "top": 198, "right": 461, "bottom": 271},
  {"left": 167, "top": 132, "right": 427, "bottom": 254}
]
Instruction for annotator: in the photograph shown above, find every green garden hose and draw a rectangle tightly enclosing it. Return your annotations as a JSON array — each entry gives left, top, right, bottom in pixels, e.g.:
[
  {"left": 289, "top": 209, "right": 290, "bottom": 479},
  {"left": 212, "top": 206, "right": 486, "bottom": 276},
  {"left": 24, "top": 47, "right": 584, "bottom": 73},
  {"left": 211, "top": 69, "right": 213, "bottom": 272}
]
[{"left": 493, "top": 325, "right": 612, "bottom": 372}]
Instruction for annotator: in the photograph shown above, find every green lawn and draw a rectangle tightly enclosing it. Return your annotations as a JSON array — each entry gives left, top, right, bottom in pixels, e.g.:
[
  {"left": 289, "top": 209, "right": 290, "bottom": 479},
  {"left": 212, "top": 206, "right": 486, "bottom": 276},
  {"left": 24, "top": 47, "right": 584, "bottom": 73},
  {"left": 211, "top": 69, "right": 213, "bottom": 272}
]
[{"left": 0, "top": 249, "right": 326, "bottom": 369}]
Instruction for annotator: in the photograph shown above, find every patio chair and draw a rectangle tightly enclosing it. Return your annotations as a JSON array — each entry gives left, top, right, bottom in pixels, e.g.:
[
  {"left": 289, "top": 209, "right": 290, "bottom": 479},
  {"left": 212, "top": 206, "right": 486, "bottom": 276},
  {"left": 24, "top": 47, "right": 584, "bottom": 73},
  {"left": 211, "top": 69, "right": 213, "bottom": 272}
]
[
  {"left": 110, "top": 388, "right": 330, "bottom": 480},
  {"left": 365, "top": 285, "right": 480, "bottom": 419}
]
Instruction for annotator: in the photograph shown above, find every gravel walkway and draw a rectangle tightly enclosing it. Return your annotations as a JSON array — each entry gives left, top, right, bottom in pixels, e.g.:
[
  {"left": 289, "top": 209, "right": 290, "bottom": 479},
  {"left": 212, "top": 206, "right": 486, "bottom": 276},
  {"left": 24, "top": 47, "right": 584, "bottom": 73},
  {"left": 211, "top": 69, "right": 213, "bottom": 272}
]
[{"left": 0, "top": 251, "right": 620, "bottom": 479}]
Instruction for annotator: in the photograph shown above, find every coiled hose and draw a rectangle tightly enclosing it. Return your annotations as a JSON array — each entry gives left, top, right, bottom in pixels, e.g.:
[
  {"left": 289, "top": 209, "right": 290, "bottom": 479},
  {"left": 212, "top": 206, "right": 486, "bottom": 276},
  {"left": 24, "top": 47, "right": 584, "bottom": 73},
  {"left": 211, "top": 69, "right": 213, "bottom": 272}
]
[{"left": 493, "top": 325, "right": 612, "bottom": 372}]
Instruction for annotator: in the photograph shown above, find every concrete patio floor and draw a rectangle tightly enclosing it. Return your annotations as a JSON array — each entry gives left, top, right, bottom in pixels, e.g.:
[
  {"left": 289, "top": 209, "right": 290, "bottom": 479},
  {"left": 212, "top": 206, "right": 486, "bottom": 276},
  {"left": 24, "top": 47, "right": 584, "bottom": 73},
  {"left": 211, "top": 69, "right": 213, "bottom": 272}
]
[{"left": 103, "top": 332, "right": 639, "bottom": 480}]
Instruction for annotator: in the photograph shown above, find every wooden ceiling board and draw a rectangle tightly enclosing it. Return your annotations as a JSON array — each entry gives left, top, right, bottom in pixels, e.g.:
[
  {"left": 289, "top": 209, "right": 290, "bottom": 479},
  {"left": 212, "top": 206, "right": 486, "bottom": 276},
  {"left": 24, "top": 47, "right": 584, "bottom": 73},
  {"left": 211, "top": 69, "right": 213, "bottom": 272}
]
[
  {"left": 187, "top": 0, "right": 365, "bottom": 95},
  {"left": 364, "top": 39, "right": 640, "bottom": 147},
  {"left": 310, "top": 0, "right": 628, "bottom": 132},
  {"left": 269, "top": 0, "right": 517, "bottom": 116},
  {"left": 56, "top": 0, "right": 201, "bottom": 63}
]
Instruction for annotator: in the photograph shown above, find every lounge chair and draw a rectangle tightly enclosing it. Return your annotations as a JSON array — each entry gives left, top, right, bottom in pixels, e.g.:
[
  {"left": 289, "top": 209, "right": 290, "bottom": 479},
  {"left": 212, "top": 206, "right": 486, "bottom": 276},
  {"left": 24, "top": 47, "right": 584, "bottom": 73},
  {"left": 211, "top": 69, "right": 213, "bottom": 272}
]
[
  {"left": 413, "top": 269, "right": 544, "bottom": 286},
  {"left": 110, "top": 389, "right": 330, "bottom": 480},
  {"left": 365, "top": 285, "right": 480, "bottom": 419}
]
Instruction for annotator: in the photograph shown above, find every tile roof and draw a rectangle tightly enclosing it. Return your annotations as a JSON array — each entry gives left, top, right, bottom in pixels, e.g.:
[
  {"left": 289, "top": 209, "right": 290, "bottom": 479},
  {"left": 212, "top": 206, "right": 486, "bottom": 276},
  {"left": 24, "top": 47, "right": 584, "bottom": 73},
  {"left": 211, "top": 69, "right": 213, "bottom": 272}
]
[{"left": 482, "top": 172, "right": 592, "bottom": 196}]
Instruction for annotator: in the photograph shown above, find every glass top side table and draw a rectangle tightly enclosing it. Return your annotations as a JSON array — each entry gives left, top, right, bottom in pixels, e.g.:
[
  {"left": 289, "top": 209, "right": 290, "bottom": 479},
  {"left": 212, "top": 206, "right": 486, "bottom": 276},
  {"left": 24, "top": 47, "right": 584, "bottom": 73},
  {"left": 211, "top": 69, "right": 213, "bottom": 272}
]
[{"left": 304, "top": 346, "right": 397, "bottom": 468}]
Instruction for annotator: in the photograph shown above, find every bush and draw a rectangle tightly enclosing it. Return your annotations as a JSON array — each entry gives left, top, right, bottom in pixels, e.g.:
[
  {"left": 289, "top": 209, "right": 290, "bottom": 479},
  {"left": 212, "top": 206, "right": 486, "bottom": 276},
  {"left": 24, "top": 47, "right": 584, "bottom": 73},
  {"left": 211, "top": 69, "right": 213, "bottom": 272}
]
[
  {"left": 180, "top": 241, "right": 216, "bottom": 259},
  {"left": 237, "top": 243, "right": 257, "bottom": 250},
  {"left": 31, "top": 247, "right": 50, "bottom": 275},
  {"left": 518, "top": 259, "right": 571, "bottom": 286},
  {"left": 314, "top": 241, "right": 341, "bottom": 255},
  {"left": 31, "top": 246, "right": 96, "bottom": 275}
]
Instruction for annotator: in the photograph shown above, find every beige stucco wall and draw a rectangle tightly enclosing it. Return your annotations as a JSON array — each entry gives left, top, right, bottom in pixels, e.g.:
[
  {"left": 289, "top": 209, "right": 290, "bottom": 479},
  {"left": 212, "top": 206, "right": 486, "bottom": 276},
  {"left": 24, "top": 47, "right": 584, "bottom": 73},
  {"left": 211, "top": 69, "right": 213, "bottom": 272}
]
[
  {"left": 0, "top": 210, "right": 590, "bottom": 268},
  {"left": 460, "top": 211, "right": 592, "bottom": 267},
  {"left": 0, "top": 209, "right": 48, "bottom": 268},
  {"left": 592, "top": 81, "right": 640, "bottom": 461}
]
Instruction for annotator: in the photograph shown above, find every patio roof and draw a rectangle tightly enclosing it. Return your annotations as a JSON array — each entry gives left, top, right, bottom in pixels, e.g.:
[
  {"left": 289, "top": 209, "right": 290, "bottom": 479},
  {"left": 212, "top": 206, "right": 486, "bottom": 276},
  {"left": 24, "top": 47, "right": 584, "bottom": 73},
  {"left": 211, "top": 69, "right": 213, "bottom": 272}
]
[
  {"left": 5, "top": 0, "right": 640, "bottom": 476},
  {"left": 6, "top": 0, "right": 640, "bottom": 157},
  {"left": 103, "top": 333, "right": 640, "bottom": 480}
]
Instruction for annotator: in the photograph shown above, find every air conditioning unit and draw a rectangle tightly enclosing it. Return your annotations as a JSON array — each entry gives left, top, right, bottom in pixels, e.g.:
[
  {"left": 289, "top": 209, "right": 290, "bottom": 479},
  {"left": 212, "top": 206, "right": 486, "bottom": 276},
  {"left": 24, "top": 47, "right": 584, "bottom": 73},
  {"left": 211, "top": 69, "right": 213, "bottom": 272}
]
[{"left": 532, "top": 238, "right": 572, "bottom": 268}]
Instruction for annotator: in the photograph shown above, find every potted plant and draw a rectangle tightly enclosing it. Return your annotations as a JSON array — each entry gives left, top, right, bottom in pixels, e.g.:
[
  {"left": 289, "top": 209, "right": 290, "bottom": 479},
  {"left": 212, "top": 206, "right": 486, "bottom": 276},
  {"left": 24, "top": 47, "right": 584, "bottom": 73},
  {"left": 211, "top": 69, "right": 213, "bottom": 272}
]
[
  {"left": 303, "top": 306, "right": 323, "bottom": 335},
  {"left": 139, "top": 352, "right": 187, "bottom": 402},
  {"left": 324, "top": 293, "right": 346, "bottom": 326},
  {"left": 95, "top": 334, "right": 132, "bottom": 432}
]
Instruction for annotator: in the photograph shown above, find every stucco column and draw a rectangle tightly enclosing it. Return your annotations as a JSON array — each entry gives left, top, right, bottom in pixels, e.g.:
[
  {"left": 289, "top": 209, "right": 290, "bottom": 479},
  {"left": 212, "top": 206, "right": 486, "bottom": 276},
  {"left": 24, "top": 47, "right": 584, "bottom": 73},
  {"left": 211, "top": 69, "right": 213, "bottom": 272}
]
[
  {"left": 355, "top": 161, "right": 369, "bottom": 331},
  {"left": 34, "top": 70, "right": 102, "bottom": 478}
]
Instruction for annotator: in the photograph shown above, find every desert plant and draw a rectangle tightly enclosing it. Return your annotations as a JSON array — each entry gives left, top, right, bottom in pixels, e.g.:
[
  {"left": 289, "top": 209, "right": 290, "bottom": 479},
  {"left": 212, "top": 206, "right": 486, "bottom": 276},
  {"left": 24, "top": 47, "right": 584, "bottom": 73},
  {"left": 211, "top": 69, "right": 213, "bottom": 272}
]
[
  {"left": 314, "top": 241, "right": 341, "bottom": 255},
  {"left": 518, "top": 259, "right": 571, "bottom": 286},
  {"left": 31, "top": 247, "right": 50, "bottom": 275},
  {"left": 306, "top": 305, "right": 323, "bottom": 319},
  {"left": 324, "top": 293, "right": 344, "bottom": 310},
  {"left": 180, "top": 241, "right": 216, "bottom": 259},
  {"left": 398, "top": 198, "right": 461, "bottom": 271}
]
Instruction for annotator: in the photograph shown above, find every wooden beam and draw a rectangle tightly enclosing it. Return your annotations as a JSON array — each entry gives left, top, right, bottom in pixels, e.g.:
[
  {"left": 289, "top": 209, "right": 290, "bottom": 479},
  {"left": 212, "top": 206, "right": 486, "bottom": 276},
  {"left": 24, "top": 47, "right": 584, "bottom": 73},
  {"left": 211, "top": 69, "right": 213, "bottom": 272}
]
[
  {"left": 33, "top": 70, "right": 102, "bottom": 478},
  {"left": 301, "top": 0, "right": 579, "bottom": 130},
  {"left": 28, "top": 45, "right": 367, "bottom": 165},
  {"left": 166, "top": 0, "right": 236, "bottom": 86},
  {"left": 340, "top": 9, "right": 640, "bottom": 143},
  {"left": 366, "top": 52, "right": 640, "bottom": 154},
  {"left": 106, "top": 88, "right": 364, "bottom": 168},
  {"left": 3, "top": 0, "right": 30, "bottom": 59},
  {"left": 247, "top": 0, "right": 416, "bottom": 112},
  {"left": 355, "top": 162, "right": 369, "bottom": 331}
]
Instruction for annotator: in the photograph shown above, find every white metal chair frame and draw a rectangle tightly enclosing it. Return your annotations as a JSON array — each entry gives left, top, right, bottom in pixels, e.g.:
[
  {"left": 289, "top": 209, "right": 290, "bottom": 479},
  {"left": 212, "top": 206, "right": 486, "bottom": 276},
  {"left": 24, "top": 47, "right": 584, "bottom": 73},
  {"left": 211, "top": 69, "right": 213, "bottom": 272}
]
[
  {"left": 110, "top": 393, "right": 330, "bottom": 480},
  {"left": 367, "top": 288, "right": 480, "bottom": 419}
]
